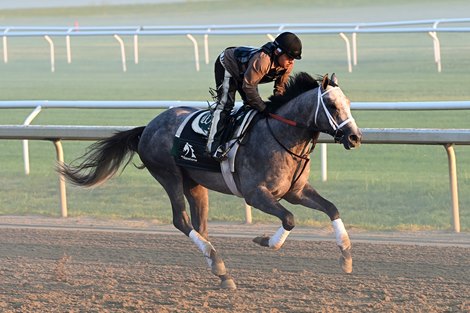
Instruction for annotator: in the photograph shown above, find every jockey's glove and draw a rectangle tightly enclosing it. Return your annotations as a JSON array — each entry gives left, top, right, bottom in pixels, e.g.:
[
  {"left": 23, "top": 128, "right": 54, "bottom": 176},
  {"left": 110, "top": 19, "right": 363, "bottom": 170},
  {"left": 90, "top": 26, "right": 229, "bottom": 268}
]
[{"left": 260, "top": 107, "right": 271, "bottom": 117}]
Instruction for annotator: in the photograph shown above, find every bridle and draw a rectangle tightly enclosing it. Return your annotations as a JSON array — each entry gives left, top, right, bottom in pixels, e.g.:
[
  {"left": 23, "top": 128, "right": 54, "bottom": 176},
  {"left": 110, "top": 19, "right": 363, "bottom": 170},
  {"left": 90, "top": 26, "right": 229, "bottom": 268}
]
[
  {"left": 267, "top": 85, "right": 354, "bottom": 144},
  {"left": 314, "top": 86, "right": 355, "bottom": 143},
  {"left": 264, "top": 84, "right": 352, "bottom": 188}
]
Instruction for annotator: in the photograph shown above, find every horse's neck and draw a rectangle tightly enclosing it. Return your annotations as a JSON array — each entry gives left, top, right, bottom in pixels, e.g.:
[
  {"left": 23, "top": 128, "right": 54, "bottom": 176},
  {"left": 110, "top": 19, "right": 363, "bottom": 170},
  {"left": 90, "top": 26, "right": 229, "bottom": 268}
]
[
  {"left": 278, "top": 88, "right": 317, "bottom": 122},
  {"left": 271, "top": 89, "right": 318, "bottom": 149}
]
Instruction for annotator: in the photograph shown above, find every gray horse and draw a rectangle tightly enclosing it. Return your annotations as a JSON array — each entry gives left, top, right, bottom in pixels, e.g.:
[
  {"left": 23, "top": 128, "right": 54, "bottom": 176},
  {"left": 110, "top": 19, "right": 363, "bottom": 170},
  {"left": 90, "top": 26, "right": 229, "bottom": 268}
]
[{"left": 59, "top": 73, "right": 362, "bottom": 290}]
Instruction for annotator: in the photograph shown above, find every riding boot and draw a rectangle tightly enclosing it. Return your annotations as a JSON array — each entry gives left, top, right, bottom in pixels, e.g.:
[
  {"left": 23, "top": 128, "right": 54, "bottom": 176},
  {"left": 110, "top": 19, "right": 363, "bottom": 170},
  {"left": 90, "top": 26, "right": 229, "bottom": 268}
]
[
  {"left": 210, "top": 130, "right": 228, "bottom": 162},
  {"left": 207, "top": 109, "right": 229, "bottom": 160}
]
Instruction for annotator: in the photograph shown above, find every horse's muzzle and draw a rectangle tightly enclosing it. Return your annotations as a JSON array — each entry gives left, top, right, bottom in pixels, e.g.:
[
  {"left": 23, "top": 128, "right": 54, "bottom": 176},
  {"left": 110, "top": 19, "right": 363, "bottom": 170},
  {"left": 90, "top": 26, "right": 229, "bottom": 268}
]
[
  {"left": 343, "top": 129, "right": 362, "bottom": 150},
  {"left": 326, "top": 128, "right": 362, "bottom": 150}
]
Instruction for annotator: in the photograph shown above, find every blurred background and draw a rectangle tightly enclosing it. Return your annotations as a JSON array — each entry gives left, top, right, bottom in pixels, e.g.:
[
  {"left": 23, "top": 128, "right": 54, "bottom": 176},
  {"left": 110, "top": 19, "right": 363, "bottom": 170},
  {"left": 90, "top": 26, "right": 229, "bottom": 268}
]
[{"left": 0, "top": 0, "right": 469, "bottom": 231}]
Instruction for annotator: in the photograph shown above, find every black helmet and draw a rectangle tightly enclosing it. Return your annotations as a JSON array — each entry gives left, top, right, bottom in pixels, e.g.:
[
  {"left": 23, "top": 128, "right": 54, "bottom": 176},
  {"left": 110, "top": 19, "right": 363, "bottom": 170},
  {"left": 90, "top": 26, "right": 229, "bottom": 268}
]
[{"left": 274, "top": 32, "right": 302, "bottom": 60}]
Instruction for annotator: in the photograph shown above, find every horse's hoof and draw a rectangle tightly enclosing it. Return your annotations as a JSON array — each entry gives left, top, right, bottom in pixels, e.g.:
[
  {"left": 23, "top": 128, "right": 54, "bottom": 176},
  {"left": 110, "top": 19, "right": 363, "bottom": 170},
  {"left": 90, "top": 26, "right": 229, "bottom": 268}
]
[
  {"left": 339, "top": 255, "right": 353, "bottom": 274},
  {"left": 253, "top": 236, "right": 269, "bottom": 247},
  {"left": 220, "top": 278, "right": 237, "bottom": 290},
  {"left": 338, "top": 246, "right": 352, "bottom": 273}
]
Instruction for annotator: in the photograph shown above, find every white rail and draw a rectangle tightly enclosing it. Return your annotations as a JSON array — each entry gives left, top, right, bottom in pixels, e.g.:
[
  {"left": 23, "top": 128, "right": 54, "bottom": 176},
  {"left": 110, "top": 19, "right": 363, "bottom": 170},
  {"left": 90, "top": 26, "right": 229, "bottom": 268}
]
[
  {"left": 0, "top": 125, "right": 468, "bottom": 233},
  {"left": 2, "top": 99, "right": 470, "bottom": 109},
  {"left": 2, "top": 100, "right": 470, "bottom": 177},
  {"left": 2, "top": 18, "right": 470, "bottom": 72}
]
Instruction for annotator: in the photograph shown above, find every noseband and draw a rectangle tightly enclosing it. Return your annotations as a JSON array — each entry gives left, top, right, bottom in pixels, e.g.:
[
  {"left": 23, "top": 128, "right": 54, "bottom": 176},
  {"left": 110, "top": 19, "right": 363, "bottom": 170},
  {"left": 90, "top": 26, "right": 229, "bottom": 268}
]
[{"left": 314, "top": 87, "right": 354, "bottom": 142}]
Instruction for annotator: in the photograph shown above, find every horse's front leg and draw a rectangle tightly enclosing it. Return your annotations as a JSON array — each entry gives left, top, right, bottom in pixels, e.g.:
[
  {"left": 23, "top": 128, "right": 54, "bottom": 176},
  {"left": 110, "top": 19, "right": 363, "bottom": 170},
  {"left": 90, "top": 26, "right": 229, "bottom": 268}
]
[
  {"left": 245, "top": 186, "right": 295, "bottom": 251},
  {"left": 284, "top": 184, "right": 353, "bottom": 274}
]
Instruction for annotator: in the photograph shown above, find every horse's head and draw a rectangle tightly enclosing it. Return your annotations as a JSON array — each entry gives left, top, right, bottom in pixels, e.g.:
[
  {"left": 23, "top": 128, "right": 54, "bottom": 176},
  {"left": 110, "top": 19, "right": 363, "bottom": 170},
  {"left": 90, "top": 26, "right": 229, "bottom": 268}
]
[{"left": 314, "top": 73, "right": 362, "bottom": 149}]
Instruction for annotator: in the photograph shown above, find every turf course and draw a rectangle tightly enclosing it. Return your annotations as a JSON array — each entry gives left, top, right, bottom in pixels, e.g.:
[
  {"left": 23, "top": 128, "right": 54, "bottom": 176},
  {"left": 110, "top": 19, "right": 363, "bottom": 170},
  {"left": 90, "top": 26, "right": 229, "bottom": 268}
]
[{"left": 0, "top": 0, "right": 469, "bottom": 231}]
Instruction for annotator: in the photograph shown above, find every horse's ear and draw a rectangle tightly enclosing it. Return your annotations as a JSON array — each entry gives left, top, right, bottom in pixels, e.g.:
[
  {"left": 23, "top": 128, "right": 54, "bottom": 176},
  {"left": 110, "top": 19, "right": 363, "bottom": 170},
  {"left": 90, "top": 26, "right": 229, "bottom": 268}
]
[
  {"left": 331, "top": 73, "right": 338, "bottom": 85},
  {"left": 321, "top": 74, "right": 329, "bottom": 89}
]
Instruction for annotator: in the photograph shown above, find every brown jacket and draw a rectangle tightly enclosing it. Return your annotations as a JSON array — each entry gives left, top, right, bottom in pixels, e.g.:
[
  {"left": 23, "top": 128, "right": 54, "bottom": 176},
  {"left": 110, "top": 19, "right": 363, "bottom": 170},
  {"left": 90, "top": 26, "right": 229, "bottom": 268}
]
[{"left": 221, "top": 47, "right": 293, "bottom": 112}]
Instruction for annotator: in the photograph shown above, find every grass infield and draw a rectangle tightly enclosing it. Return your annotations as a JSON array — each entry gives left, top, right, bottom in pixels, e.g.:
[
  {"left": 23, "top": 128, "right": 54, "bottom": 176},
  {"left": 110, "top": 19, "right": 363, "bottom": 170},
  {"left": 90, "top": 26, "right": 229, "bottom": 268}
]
[{"left": 0, "top": 0, "right": 469, "bottom": 230}]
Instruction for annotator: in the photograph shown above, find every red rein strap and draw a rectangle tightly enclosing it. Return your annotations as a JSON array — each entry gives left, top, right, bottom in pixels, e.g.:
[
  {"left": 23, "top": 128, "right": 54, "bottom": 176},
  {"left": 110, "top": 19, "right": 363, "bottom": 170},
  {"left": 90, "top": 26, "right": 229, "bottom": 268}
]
[
  {"left": 267, "top": 112, "right": 319, "bottom": 155},
  {"left": 264, "top": 114, "right": 317, "bottom": 187},
  {"left": 268, "top": 113, "right": 307, "bottom": 128}
]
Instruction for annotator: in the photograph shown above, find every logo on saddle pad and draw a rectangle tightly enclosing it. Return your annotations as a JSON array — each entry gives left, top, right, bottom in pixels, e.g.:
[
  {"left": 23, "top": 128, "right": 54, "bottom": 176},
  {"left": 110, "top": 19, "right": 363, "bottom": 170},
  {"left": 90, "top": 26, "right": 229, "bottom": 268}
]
[
  {"left": 172, "top": 108, "right": 257, "bottom": 174},
  {"left": 172, "top": 108, "right": 258, "bottom": 197},
  {"left": 191, "top": 110, "right": 212, "bottom": 136},
  {"left": 181, "top": 142, "right": 197, "bottom": 161},
  {"left": 171, "top": 110, "right": 219, "bottom": 172}
]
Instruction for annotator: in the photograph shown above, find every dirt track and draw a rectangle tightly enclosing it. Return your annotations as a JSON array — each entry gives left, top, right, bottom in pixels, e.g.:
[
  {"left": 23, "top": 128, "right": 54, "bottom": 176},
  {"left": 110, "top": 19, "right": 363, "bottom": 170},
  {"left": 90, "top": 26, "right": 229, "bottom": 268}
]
[{"left": 0, "top": 217, "right": 469, "bottom": 312}]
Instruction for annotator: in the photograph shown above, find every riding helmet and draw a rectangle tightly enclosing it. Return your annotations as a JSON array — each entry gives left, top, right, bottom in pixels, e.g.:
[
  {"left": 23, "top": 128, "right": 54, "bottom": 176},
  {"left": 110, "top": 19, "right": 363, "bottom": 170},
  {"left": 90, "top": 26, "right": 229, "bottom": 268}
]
[{"left": 274, "top": 32, "right": 302, "bottom": 60}]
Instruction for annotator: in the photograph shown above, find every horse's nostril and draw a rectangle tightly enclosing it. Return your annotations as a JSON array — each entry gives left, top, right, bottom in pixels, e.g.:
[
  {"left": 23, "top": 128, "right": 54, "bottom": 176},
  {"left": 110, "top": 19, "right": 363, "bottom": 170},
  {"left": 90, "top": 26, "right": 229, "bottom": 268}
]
[{"left": 349, "top": 134, "right": 361, "bottom": 144}]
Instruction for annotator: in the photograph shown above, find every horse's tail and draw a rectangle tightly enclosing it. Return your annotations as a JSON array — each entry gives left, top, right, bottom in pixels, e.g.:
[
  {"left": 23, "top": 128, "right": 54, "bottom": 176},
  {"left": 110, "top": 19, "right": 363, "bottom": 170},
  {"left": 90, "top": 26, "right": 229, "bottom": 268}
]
[{"left": 57, "top": 126, "right": 146, "bottom": 188}]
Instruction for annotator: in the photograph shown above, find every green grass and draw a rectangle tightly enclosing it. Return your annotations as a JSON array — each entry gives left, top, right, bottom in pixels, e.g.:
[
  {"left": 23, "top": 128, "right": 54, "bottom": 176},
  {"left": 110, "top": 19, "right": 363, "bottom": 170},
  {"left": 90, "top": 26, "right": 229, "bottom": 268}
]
[{"left": 0, "top": 0, "right": 470, "bottom": 231}]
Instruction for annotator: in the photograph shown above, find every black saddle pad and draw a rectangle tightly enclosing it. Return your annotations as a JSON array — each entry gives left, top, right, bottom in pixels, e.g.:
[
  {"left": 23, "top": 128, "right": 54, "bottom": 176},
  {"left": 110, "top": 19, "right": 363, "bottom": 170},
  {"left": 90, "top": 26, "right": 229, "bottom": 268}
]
[
  {"left": 171, "top": 107, "right": 255, "bottom": 172},
  {"left": 171, "top": 110, "right": 220, "bottom": 172}
]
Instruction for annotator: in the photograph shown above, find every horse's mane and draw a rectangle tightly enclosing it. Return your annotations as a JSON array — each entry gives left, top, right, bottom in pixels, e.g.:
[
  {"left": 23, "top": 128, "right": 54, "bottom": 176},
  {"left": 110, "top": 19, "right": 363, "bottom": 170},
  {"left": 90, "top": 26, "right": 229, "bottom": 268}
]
[{"left": 266, "top": 72, "right": 320, "bottom": 112}]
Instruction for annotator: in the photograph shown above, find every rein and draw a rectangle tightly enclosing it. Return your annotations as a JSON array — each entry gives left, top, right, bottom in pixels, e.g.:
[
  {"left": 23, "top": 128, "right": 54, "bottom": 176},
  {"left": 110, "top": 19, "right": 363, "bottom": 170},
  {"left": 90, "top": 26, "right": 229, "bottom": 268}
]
[
  {"left": 265, "top": 116, "right": 317, "bottom": 189},
  {"left": 263, "top": 84, "right": 352, "bottom": 187},
  {"left": 268, "top": 113, "right": 307, "bottom": 129},
  {"left": 265, "top": 117, "right": 313, "bottom": 160},
  {"left": 268, "top": 85, "right": 353, "bottom": 142}
]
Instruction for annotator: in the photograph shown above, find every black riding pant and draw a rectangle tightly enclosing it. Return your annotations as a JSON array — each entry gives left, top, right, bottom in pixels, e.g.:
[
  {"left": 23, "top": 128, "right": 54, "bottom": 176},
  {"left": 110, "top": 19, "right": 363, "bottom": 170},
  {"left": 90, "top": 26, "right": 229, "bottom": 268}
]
[{"left": 207, "top": 55, "right": 246, "bottom": 154}]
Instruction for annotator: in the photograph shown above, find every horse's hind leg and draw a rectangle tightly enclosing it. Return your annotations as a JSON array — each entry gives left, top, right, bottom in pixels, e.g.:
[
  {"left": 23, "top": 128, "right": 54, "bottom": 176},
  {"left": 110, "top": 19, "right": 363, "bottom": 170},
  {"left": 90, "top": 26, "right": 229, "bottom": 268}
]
[
  {"left": 183, "top": 179, "right": 236, "bottom": 290},
  {"left": 284, "top": 184, "right": 352, "bottom": 273},
  {"left": 149, "top": 168, "right": 235, "bottom": 289}
]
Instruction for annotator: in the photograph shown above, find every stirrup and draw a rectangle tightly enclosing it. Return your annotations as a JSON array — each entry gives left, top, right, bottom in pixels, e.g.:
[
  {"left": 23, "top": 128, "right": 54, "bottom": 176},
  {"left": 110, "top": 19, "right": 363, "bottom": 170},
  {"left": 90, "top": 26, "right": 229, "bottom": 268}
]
[{"left": 212, "top": 146, "right": 228, "bottom": 162}]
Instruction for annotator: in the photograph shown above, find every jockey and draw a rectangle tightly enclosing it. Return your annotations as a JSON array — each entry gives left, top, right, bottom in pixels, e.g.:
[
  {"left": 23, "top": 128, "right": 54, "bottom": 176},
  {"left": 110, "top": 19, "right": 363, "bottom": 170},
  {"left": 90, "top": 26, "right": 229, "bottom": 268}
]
[{"left": 206, "top": 32, "right": 302, "bottom": 161}]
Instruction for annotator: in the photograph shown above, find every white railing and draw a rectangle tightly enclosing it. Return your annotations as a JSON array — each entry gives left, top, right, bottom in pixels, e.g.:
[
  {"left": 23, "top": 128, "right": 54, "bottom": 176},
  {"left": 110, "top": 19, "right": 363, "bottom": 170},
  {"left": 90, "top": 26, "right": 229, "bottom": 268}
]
[
  {"left": 2, "top": 18, "right": 470, "bottom": 72},
  {"left": 0, "top": 125, "right": 468, "bottom": 233},
  {"left": 2, "top": 100, "right": 470, "bottom": 177},
  {"left": 3, "top": 100, "right": 470, "bottom": 110}
]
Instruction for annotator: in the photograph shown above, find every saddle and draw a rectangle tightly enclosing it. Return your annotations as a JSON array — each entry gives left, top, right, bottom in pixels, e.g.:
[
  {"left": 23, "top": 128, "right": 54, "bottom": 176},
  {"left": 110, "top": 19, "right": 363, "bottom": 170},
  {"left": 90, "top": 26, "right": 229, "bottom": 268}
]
[{"left": 171, "top": 107, "right": 258, "bottom": 196}]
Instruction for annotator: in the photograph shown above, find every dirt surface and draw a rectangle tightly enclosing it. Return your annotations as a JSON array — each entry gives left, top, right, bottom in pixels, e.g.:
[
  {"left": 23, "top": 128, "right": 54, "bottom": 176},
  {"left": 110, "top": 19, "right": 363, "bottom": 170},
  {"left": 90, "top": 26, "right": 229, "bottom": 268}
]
[{"left": 0, "top": 216, "right": 469, "bottom": 312}]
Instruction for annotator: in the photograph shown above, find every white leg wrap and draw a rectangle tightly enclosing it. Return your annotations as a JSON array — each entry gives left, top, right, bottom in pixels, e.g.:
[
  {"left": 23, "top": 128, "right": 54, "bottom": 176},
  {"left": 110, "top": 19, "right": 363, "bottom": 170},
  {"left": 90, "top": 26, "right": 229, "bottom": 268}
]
[
  {"left": 268, "top": 227, "right": 290, "bottom": 250},
  {"left": 332, "top": 218, "right": 351, "bottom": 250},
  {"left": 189, "top": 230, "right": 215, "bottom": 267}
]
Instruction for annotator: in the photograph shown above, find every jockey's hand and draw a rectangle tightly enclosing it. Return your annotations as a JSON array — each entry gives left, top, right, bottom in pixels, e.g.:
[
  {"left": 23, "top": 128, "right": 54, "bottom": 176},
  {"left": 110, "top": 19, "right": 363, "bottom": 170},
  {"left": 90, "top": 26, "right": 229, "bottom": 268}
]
[{"left": 260, "top": 108, "right": 270, "bottom": 118}]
